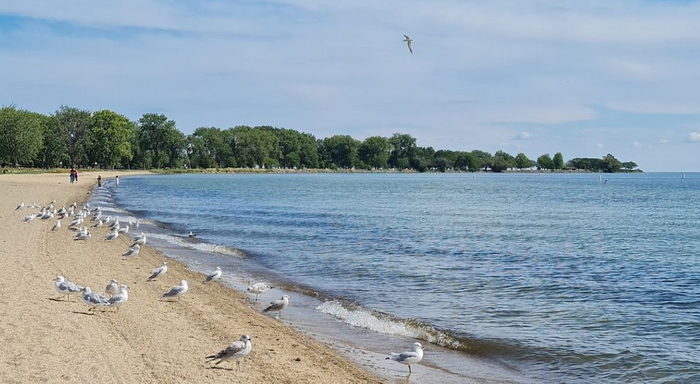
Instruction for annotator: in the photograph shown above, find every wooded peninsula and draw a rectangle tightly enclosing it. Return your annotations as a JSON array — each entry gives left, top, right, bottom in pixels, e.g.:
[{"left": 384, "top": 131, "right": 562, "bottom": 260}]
[{"left": 0, "top": 106, "right": 639, "bottom": 173}]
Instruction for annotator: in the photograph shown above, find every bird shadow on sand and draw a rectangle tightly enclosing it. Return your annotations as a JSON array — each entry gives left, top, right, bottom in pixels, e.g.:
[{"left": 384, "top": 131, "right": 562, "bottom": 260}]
[
  {"left": 71, "top": 311, "right": 96, "bottom": 316},
  {"left": 208, "top": 366, "right": 234, "bottom": 371}
]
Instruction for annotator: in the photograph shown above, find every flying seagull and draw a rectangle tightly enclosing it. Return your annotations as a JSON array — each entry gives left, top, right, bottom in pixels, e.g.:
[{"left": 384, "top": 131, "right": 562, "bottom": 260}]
[{"left": 403, "top": 34, "right": 413, "bottom": 54}]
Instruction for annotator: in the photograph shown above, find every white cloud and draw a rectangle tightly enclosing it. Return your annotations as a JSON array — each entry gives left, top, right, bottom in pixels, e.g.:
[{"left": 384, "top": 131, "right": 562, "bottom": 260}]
[
  {"left": 516, "top": 131, "right": 533, "bottom": 140},
  {"left": 689, "top": 132, "right": 700, "bottom": 142}
]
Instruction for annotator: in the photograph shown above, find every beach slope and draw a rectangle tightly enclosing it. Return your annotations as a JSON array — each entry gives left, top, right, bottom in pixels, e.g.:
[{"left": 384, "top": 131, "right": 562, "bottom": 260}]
[{"left": 0, "top": 172, "right": 378, "bottom": 383}]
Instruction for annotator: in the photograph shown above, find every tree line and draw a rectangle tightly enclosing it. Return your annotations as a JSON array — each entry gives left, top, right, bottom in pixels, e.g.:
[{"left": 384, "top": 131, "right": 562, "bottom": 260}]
[{"left": 0, "top": 105, "right": 639, "bottom": 172}]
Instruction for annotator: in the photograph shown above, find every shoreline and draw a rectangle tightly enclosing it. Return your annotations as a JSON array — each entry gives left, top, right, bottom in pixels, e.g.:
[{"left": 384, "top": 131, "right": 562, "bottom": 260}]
[{"left": 0, "top": 172, "right": 379, "bottom": 383}]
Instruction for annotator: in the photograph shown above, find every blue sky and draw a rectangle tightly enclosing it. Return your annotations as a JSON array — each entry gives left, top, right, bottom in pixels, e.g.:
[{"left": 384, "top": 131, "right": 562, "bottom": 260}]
[{"left": 1, "top": 1, "right": 699, "bottom": 171}]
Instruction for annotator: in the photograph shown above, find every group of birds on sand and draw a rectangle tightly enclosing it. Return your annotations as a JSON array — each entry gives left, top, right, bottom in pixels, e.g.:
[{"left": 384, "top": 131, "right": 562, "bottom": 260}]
[{"left": 17, "top": 174, "right": 425, "bottom": 376}]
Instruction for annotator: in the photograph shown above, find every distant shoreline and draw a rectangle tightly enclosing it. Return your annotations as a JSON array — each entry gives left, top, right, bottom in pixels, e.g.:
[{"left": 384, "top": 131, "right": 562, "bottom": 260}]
[{"left": 0, "top": 167, "right": 644, "bottom": 175}]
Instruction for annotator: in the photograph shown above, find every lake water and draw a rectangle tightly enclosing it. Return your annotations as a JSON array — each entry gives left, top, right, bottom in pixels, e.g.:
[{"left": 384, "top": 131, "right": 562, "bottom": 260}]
[{"left": 100, "top": 172, "right": 699, "bottom": 383}]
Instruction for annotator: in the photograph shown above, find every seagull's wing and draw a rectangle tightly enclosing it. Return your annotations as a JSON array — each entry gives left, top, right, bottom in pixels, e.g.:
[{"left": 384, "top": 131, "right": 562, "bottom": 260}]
[
  {"left": 404, "top": 34, "right": 410, "bottom": 39},
  {"left": 162, "top": 285, "right": 185, "bottom": 297},
  {"left": 407, "top": 40, "right": 413, "bottom": 54},
  {"left": 264, "top": 300, "right": 284, "bottom": 312}
]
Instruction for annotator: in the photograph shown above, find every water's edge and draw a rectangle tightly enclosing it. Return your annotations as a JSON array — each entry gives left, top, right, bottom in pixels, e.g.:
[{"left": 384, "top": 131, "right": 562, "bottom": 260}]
[{"left": 94, "top": 176, "right": 530, "bottom": 384}]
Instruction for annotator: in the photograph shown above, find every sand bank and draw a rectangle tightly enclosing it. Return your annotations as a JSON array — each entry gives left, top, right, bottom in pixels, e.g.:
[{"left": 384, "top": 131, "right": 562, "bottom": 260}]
[{"left": 0, "top": 172, "right": 378, "bottom": 383}]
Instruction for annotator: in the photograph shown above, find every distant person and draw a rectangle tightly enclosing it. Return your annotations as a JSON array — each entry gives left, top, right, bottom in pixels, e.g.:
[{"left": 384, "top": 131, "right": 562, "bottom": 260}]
[
  {"left": 74, "top": 168, "right": 79, "bottom": 183},
  {"left": 97, "top": 175, "right": 102, "bottom": 187},
  {"left": 69, "top": 167, "right": 77, "bottom": 184},
  {"left": 115, "top": 175, "right": 120, "bottom": 187}
]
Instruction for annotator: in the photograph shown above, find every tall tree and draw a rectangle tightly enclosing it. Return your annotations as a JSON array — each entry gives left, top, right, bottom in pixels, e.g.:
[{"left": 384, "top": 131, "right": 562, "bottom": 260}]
[
  {"left": 136, "top": 113, "right": 185, "bottom": 168},
  {"left": 49, "top": 106, "right": 92, "bottom": 167},
  {"left": 553, "top": 152, "right": 564, "bottom": 170},
  {"left": 388, "top": 133, "right": 417, "bottom": 169},
  {"left": 358, "top": 136, "right": 390, "bottom": 169},
  {"left": 0, "top": 106, "right": 45, "bottom": 166},
  {"left": 515, "top": 153, "right": 532, "bottom": 170},
  {"left": 84, "top": 110, "right": 135, "bottom": 168},
  {"left": 320, "top": 135, "right": 360, "bottom": 168},
  {"left": 537, "top": 154, "right": 554, "bottom": 170},
  {"left": 491, "top": 150, "right": 516, "bottom": 172}
]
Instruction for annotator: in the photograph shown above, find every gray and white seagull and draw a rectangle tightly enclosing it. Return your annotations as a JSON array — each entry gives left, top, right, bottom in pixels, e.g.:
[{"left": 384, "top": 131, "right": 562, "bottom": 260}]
[
  {"left": 161, "top": 279, "right": 188, "bottom": 301},
  {"left": 263, "top": 295, "right": 289, "bottom": 318},
  {"left": 206, "top": 334, "right": 252, "bottom": 369},
  {"left": 386, "top": 342, "right": 424, "bottom": 376},
  {"left": 403, "top": 34, "right": 413, "bottom": 54}
]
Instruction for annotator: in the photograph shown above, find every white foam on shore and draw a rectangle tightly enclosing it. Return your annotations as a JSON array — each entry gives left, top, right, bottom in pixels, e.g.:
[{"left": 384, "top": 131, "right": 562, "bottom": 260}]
[
  {"left": 316, "top": 300, "right": 463, "bottom": 349},
  {"left": 147, "top": 233, "right": 245, "bottom": 258}
]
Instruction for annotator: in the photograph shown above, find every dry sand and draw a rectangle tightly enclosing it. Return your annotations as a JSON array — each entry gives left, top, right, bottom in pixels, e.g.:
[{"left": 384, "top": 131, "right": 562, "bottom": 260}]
[{"left": 0, "top": 172, "right": 379, "bottom": 383}]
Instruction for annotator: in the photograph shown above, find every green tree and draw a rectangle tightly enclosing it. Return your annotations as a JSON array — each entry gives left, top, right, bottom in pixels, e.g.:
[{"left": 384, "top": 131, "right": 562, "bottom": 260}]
[
  {"left": 84, "top": 110, "right": 136, "bottom": 168},
  {"left": 470, "top": 150, "right": 493, "bottom": 171},
  {"left": 358, "top": 136, "right": 390, "bottom": 169},
  {"left": 136, "top": 113, "right": 185, "bottom": 168},
  {"left": 0, "top": 106, "right": 46, "bottom": 166},
  {"left": 621, "top": 161, "right": 638, "bottom": 170},
  {"left": 491, "top": 150, "right": 516, "bottom": 172},
  {"left": 537, "top": 154, "right": 554, "bottom": 170},
  {"left": 320, "top": 135, "right": 360, "bottom": 168},
  {"left": 190, "top": 127, "right": 232, "bottom": 167},
  {"left": 553, "top": 152, "right": 564, "bottom": 170},
  {"left": 602, "top": 153, "right": 622, "bottom": 173},
  {"left": 231, "top": 126, "right": 281, "bottom": 168},
  {"left": 47, "top": 106, "right": 92, "bottom": 167},
  {"left": 515, "top": 153, "right": 532, "bottom": 170},
  {"left": 388, "top": 133, "right": 417, "bottom": 169}
]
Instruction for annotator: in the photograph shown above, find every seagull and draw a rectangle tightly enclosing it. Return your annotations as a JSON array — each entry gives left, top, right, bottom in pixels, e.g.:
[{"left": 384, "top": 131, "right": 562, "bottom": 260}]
[
  {"left": 132, "top": 234, "right": 146, "bottom": 246},
  {"left": 246, "top": 282, "right": 271, "bottom": 302},
  {"left": 54, "top": 276, "right": 83, "bottom": 301},
  {"left": 161, "top": 280, "right": 188, "bottom": 301},
  {"left": 51, "top": 220, "right": 61, "bottom": 231},
  {"left": 122, "top": 244, "right": 141, "bottom": 257},
  {"left": 80, "top": 287, "right": 110, "bottom": 313},
  {"left": 386, "top": 342, "right": 424, "bottom": 375},
  {"left": 104, "top": 230, "right": 119, "bottom": 241},
  {"left": 107, "top": 284, "right": 129, "bottom": 311},
  {"left": 15, "top": 202, "right": 25, "bottom": 210},
  {"left": 148, "top": 262, "right": 167, "bottom": 281},
  {"left": 74, "top": 229, "right": 91, "bottom": 241},
  {"left": 118, "top": 224, "right": 129, "bottom": 234},
  {"left": 203, "top": 267, "right": 222, "bottom": 284},
  {"left": 105, "top": 279, "right": 119, "bottom": 295},
  {"left": 187, "top": 231, "right": 197, "bottom": 238},
  {"left": 263, "top": 295, "right": 289, "bottom": 318},
  {"left": 206, "top": 335, "right": 252, "bottom": 369},
  {"left": 23, "top": 214, "right": 35, "bottom": 222},
  {"left": 403, "top": 34, "right": 413, "bottom": 54}
]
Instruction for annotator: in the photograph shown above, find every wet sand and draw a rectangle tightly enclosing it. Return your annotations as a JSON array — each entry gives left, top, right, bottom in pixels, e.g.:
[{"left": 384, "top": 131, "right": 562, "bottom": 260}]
[{"left": 0, "top": 172, "right": 379, "bottom": 383}]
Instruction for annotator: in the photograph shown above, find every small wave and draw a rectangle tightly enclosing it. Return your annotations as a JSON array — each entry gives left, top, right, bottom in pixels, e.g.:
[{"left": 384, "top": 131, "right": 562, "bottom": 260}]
[
  {"left": 146, "top": 233, "right": 246, "bottom": 258},
  {"left": 316, "top": 300, "right": 464, "bottom": 350}
]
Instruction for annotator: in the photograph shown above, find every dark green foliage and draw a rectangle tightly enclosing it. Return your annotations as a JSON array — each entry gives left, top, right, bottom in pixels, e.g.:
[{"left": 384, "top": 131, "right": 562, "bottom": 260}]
[{"left": 0, "top": 105, "right": 639, "bottom": 172}]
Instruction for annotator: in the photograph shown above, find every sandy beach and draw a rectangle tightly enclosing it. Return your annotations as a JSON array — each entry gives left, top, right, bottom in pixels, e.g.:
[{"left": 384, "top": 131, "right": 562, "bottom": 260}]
[{"left": 0, "top": 172, "right": 379, "bottom": 383}]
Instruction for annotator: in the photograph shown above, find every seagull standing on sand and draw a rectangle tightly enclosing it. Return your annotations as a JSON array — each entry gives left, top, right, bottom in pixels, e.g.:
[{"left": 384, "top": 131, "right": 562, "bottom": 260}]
[
  {"left": 104, "top": 230, "right": 119, "bottom": 241},
  {"left": 122, "top": 244, "right": 141, "bottom": 257},
  {"left": 107, "top": 284, "right": 129, "bottom": 311},
  {"left": 105, "top": 279, "right": 119, "bottom": 295},
  {"left": 54, "top": 276, "right": 83, "bottom": 301},
  {"left": 203, "top": 267, "right": 222, "bottom": 284},
  {"left": 263, "top": 295, "right": 289, "bottom": 318},
  {"left": 403, "top": 34, "right": 413, "bottom": 54},
  {"left": 206, "top": 335, "right": 252, "bottom": 369},
  {"left": 132, "top": 233, "right": 146, "bottom": 246},
  {"left": 246, "top": 282, "right": 271, "bottom": 302},
  {"left": 118, "top": 224, "right": 129, "bottom": 234},
  {"left": 51, "top": 220, "right": 61, "bottom": 231},
  {"left": 23, "top": 214, "right": 35, "bottom": 222},
  {"left": 148, "top": 262, "right": 168, "bottom": 281},
  {"left": 386, "top": 342, "right": 424, "bottom": 375},
  {"left": 16, "top": 202, "right": 25, "bottom": 210},
  {"left": 80, "top": 287, "right": 110, "bottom": 313},
  {"left": 161, "top": 280, "right": 188, "bottom": 301}
]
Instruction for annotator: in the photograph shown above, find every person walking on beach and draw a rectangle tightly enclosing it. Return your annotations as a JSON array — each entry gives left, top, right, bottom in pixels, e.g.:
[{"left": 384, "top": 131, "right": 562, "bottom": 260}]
[
  {"left": 97, "top": 175, "right": 102, "bottom": 187},
  {"left": 115, "top": 175, "right": 120, "bottom": 187},
  {"left": 69, "top": 167, "right": 77, "bottom": 184}
]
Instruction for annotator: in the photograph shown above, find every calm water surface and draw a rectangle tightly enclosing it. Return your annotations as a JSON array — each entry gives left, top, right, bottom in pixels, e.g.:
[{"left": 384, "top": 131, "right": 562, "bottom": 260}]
[{"left": 111, "top": 173, "right": 700, "bottom": 383}]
